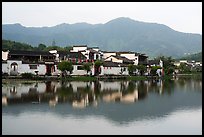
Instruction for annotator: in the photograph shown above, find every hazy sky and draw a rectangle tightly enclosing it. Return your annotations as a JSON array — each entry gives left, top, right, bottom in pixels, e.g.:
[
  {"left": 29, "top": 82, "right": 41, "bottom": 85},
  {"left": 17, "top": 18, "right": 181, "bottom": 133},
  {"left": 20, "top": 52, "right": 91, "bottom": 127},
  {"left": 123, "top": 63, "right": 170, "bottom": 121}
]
[{"left": 2, "top": 2, "right": 202, "bottom": 34}]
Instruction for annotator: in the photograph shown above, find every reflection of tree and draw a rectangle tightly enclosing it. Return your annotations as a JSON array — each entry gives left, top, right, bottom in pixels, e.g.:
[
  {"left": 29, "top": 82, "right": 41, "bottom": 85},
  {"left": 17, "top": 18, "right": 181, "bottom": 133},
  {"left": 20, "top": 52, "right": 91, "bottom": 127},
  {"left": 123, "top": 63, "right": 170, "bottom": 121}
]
[
  {"left": 4, "top": 76, "right": 202, "bottom": 107},
  {"left": 56, "top": 82, "right": 73, "bottom": 102},
  {"left": 45, "top": 81, "right": 55, "bottom": 93},
  {"left": 137, "top": 81, "right": 148, "bottom": 100},
  {"left": 123, "top": 81, "right": 136, "bottom": 95},
  {"left": 163, "top": 79, "right": 174, "bottom": 95},
  {"left": 93, "top": 81, "right": 101, "bottom": 97}
]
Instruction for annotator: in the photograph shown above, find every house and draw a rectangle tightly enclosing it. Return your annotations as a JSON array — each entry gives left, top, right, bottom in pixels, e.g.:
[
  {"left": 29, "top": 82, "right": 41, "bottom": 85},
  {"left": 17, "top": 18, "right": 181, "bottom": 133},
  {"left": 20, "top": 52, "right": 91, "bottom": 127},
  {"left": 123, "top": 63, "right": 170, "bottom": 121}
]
[
  {"left": 104, "top": 55, "right": 133, "bottom": 64},
  {"left": 70, "top": 45, "right": 102, "bottom": 61},
  {"left": 116, "top": 52, "right": 148, "bottom": 65},
  {"left": 2, "top": 50, "right": 57, "bottom": 76},
  {"left": 102, "top": 51, "right": 117, "bottom": 59},
  {"left": 147, "top": 59, "right": 164, "bottom": 76},
  {"left": 100, "top": 61, "right": 129, "bottom": 75}
]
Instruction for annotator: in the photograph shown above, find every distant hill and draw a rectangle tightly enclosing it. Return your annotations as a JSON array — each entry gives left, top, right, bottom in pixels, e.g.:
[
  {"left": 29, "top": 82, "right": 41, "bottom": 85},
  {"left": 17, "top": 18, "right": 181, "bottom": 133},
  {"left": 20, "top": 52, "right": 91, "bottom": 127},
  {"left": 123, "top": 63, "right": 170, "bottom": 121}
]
[
  {"left": 2, "top": 17, "right": 202, "bottom": 58},
  {"left": 179, "top": 52, "right": 202, "bottom": 61}
]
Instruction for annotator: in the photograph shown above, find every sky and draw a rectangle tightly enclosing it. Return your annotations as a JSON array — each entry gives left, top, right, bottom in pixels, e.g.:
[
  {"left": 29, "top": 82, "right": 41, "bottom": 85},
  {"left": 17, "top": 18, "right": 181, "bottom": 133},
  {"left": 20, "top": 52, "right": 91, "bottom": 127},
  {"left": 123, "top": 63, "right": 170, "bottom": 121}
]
[{"left": 2, "top": 2, "right": 202, "bottom": 34}]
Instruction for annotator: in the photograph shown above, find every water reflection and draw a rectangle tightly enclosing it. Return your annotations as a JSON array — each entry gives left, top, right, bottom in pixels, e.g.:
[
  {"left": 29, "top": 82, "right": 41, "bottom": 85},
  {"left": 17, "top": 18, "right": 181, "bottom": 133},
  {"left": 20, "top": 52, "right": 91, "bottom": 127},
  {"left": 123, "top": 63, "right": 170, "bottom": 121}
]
[{"left": 2, "top": 77, "right": 202, "bottom": 124}]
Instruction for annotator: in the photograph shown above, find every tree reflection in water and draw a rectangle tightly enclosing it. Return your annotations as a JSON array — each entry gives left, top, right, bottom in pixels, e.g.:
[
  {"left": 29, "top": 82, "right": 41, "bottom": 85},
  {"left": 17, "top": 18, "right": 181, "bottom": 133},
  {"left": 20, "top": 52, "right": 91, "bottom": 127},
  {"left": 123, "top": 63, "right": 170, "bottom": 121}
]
[{"left": 2, "top": 76, "right": 202, "bottom": 124}]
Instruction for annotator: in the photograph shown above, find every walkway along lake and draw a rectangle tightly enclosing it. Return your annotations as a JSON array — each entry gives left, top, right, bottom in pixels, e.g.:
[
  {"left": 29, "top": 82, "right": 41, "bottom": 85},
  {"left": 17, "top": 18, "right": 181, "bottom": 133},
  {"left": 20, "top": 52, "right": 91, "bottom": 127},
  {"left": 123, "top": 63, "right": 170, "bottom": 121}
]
[{"left": 2, "top": 76, "right": 202, "bottom": 135}]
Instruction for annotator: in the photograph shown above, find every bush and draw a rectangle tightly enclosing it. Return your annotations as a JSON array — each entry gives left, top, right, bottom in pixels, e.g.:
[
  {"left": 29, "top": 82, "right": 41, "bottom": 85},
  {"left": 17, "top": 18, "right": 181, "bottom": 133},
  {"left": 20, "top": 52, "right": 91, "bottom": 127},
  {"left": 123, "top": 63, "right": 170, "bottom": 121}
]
[{"left": 21, "top": 73, "right": 34, "bottom": 79}]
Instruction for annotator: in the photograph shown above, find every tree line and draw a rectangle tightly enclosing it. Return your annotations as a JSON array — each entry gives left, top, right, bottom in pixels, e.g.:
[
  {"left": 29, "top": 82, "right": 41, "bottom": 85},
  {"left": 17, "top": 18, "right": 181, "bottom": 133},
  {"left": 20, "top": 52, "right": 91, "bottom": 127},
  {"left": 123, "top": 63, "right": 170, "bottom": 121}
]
[{"left": 2, "top": 39, "right": 72, "bottom": 51}]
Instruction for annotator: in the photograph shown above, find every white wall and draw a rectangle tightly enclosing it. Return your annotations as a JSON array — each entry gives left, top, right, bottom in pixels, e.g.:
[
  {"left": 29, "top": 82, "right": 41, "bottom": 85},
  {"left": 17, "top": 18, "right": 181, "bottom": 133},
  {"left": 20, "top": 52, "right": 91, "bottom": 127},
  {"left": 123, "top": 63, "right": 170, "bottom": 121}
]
[
  {"left": 100, "top": 66, "right": 129, "bottom": 75},
  {"left": 2, "top": 63, "right": 8, "bottom": 73},
  {"left": 2, "top": 51, "right": 9, "bottom": 60},
  {"left": 103, "top": 52, "right": 116, "bottom": 59},
  {"left": 71, "top": 65, "right": 89, "bottom": 76},
  {"left": 119, "top": 53, "right": 138, "bottom": 65},
  {"left": 4, "top": 60, "right": 47, "bottom": 75},
  {"left": 104, "top": 56, "right": 123, "bottom": 63},
  {"left": 71, "top": 46, "right": 87, "bottom": 52},
  {"left": 119, "top": 53, "right": 135, "bottom": 60}
]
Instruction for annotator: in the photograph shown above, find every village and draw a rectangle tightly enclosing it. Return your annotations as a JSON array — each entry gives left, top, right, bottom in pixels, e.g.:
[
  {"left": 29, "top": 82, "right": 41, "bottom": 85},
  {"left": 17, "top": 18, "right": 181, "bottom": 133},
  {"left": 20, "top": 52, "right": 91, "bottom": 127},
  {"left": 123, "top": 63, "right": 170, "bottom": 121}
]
[{"left": 2, "top": 45, "right": 202, "bottom": 78}]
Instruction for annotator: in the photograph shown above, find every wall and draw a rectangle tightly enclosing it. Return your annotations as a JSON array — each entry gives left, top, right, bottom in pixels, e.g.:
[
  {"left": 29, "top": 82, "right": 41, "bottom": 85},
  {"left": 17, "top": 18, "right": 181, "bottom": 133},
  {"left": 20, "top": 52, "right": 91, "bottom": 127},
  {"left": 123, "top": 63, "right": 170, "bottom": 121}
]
[
  {"left": 71, "top": 46, "right": 87, "bottom": 52},
  {"left": 3, "top": 60, "right": 47, "bottom": 75},
  {"left": 119, "top": 53, "right": 139, "bottom": 65},
  {"left": 102, "top": 52, "right": 116, "bottom": 59},
  {"left": 100, "top": 66, "right": 129, "bottom": 75},
  {"left": 71, "top": 65, "right": 89, "bottom": 76},
  {"left": 2, "top": 51, "right": 9, "bottom": 60},
  {"left": 104, "top": 56, "right": 123, "bottom": 63}
]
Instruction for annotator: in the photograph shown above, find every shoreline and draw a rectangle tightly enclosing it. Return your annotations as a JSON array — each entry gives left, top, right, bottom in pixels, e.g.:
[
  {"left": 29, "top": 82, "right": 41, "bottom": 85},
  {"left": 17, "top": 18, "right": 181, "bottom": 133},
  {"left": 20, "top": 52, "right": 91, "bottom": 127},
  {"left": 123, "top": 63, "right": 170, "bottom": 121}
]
[{"left": 2, "top": 73, "right": 202, "bottom": 84}]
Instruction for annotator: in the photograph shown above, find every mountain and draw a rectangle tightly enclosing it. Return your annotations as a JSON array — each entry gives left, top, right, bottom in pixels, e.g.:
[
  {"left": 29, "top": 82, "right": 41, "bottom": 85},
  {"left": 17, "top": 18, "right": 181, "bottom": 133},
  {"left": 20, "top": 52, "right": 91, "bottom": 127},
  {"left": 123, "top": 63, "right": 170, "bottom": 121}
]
[
  {"left": 2, "top": 17, "right": 202, "bottom": 58},
  {"left": 179, "top": 52, "right": 202, "bottom": 61}
]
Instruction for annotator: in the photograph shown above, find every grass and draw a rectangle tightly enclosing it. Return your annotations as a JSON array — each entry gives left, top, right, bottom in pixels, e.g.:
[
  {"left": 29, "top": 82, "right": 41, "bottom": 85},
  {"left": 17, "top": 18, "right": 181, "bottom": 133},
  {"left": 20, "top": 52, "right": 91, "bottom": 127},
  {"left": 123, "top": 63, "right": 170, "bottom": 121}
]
[
  {"left": 60, "top": 76, "right": 97, "bottom": 81},
  {"left": 127, "top": 76, "right": 148, "bottom": 81}
]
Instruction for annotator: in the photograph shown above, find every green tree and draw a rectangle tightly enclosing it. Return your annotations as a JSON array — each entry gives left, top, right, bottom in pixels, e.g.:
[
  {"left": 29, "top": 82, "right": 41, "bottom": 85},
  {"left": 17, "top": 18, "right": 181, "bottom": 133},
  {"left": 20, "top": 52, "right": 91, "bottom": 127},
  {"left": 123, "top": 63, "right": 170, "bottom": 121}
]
[
  {"left": 128, "top": 64, "right": 136, "bottom": 76},
  {"left": 94, "top": 60, "right": 103, "bottom": 75},
  {"left": 178, "top": 63, "right": 191, "bottom": 73},
  {"left": 154, "top": 56, "right": 175, "bottom": 75},
  {"left": 58, "top": 61, "right": 73, "bottom": 77},
  {"left": 83, "top": 63, "right": 92, "bottom": 75},
  {"left": 136, "top": 64, "right": 146, "bottom": 76},
  {"left": 38, "top": 43, "right": 47, "bottom": 51},
  {"left": 150, "top": 66, "right": 161, "bottom": 76}
]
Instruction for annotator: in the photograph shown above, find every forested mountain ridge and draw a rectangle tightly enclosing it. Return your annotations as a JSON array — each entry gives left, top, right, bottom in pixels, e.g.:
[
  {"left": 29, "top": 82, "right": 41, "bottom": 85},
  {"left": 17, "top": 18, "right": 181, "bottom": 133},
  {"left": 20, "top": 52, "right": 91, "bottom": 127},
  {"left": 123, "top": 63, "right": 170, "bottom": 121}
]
[{"left": 2, "top": 17, "right": 202, "bottom": 58}]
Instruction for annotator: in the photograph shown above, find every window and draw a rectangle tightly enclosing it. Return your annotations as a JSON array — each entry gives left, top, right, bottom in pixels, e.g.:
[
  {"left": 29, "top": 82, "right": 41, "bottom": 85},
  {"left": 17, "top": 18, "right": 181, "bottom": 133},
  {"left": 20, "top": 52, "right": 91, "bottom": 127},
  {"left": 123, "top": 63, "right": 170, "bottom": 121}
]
[{"left": 29, "top": 65, "right": 37, "bottom": 69}]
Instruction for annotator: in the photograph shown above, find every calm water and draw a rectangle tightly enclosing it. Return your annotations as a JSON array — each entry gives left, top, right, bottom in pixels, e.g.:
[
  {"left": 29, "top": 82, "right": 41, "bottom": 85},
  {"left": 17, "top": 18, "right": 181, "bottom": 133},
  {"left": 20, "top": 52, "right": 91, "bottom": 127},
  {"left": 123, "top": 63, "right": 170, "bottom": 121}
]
[{"left": 2, "top": 77, "right": 202, "bottom": 135}]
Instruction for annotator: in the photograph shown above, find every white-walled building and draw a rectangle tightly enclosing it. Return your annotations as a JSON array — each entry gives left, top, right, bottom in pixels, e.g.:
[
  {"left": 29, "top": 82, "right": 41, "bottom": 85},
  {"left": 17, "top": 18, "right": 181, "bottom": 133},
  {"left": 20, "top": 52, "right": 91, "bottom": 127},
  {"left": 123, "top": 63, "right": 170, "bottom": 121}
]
[
  {"left": 102, "top": 51, "right": 117, "bottom": 59},
  {"left": 100, "top": 61, "right": 129, "bottom": 75}
]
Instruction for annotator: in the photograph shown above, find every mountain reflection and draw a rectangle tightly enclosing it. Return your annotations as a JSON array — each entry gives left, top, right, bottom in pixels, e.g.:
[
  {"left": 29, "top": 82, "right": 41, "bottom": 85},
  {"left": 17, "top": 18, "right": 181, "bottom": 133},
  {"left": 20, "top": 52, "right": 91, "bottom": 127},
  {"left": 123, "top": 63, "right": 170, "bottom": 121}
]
[{"left": 2, "top": 77, "right": 202, "bottom": 124}]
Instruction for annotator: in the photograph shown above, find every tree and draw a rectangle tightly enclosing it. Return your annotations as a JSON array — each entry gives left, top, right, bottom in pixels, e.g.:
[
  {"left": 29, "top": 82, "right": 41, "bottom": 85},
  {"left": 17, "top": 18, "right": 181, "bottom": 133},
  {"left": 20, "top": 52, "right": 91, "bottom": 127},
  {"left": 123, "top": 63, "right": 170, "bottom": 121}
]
[
  {"left": 38, "top": 44, "right": 47, "bottom": 51},
  {"left": 136, "top": 64, "right": 146, "bottom": 76},
  {"left": 58, "top": 61, "right": 73, "bottom": 77},
  {"left": 83, "top": 62, "right": 92, "bottom": 75},
  {"left": 94, "top": 60, "right": 103, "bottom": 75},
  {"left": 128, "top": 64, "right": 136, "bottom": 76},
  {"left": 150, "top": 66, "right": 161, "bottom": 76},
  {"left": 178, "top": 63, "right": 191, "bottom": 73},
  {"left": 154, "top": 56, "right": 175, "bottom": 75}
]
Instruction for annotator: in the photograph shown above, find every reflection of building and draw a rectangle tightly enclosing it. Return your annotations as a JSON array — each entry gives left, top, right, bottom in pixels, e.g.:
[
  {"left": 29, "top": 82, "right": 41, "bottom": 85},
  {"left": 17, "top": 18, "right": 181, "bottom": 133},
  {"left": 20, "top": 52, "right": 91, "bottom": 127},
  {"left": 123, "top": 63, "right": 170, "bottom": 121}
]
[
  {"left": 121, "top": 90, "right": 138, "bottom": 103},
  {"left": 2, "top": 96, "right": 7, "bottom": 105},
  {"left": 2, "top": 79, "right": 181, "bottom": 106}
]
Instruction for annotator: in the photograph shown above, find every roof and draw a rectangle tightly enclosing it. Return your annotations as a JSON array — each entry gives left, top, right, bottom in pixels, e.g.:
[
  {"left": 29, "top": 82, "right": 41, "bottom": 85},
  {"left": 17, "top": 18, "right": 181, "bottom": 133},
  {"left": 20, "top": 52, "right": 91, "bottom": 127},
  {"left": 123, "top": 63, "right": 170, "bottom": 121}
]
[
  {"left": 103, "top": 61, "right": 129, "bottom": 67},
  {"left": 88, "top": 49, "right": 98, "bottom": 53},
  {"left": 117, "top": 51, "right": 135, "bottom": 54},
  {"left": 102, "top": 51, "right": 117, "bottom": 53},
  {"left": 57, "top": 51, "right": 69, "bottom": 58},
  {"left": 67, "top": 52, "right": 87, "bottom": 59},
  {"left": 103, "top": 61, "right": 120, "bottom": 67},
  {"left": 111, "top": 55, "right": 133, "bottom": 63},
  {"left": 148, "top": 60, "right": 160, "bottom": 65},
  {"left": 72, "top": 45, "right": 87, "bottom": 47},
  {"left": 9, "top": 50, "right": 55, "bottom": 57}
]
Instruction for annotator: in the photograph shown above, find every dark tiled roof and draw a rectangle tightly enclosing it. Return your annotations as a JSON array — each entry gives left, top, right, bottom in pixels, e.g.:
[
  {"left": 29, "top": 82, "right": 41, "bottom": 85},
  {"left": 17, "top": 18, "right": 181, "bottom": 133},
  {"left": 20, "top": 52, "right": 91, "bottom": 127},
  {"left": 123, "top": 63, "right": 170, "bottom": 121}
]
[
  {"left": 111, "top": 55, "right": 133, "bottom": 63},
  {"left": 148, "top": 60, "right": 160, "bottom": 65},
  {"left": 103, "top": 61, "right": 120, "bottom": 67},
  {"left": 88, "top": 49, "right": 98, "bottom": 53},
  {"left": 9, "top": 50, "right": 55, "bottom": 57},
  {"left": 72, "top": 45, "right": 87, "bottom": 47},
  {"left": 67, "top": 52, "right": 87, "bottom": 59},
  {"left": 58, "top": 51, "right": 69, "bottom": 58}
]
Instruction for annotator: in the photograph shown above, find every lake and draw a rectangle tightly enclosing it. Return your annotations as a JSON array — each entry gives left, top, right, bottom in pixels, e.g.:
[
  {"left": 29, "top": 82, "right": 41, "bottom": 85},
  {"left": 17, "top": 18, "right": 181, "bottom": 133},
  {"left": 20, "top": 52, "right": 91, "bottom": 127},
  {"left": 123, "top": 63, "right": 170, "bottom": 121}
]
[{"left": 2, "top": 76, "right": 202, "bottom": 135}]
